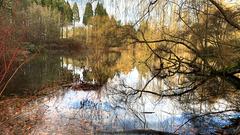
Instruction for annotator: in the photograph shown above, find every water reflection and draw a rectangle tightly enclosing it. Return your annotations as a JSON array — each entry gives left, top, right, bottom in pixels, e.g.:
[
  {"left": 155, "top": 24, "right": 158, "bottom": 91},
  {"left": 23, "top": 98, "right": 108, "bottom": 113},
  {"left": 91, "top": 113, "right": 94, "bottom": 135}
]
[
  {"left": 23, "top": 69, "right": 188, "bottom": 134},
  {"left": 18, "top": 66, "right": 239, "bottom": 134},
  {"left": 2, "top": 48, "right": 240, "bottom": 134},
  {"left": 4, "top": 53, "right": 72, "bottom": 96}
]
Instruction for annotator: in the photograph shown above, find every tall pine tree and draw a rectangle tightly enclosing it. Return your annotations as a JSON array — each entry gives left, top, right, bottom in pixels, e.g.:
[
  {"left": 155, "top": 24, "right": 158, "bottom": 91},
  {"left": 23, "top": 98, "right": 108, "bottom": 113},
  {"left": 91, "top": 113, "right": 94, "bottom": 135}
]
[
  {"left": 83, "top": 2, "right": 93, "bottom": 25},
  {"left": 95, "top": 2, "right": 108, "bottom": 16},
  {"left": 72, "top": 2, "right": 80, "bottom": 36}
]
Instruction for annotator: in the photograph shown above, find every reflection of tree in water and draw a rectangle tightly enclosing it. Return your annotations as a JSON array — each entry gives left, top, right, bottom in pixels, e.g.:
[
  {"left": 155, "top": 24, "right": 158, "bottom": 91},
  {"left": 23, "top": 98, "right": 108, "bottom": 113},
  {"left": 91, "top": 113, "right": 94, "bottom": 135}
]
[
  {"left": 4, "top": 53, "right": 73, "bottom": 96},
  {"left": 105, "top": 69, "right": 240, "bottom": 134},
  {"left": 83, "top": 50, "right": 121, "bottom": 85},
  {"left": 175, "top": 76, "right": 240, "bottom": 133}
]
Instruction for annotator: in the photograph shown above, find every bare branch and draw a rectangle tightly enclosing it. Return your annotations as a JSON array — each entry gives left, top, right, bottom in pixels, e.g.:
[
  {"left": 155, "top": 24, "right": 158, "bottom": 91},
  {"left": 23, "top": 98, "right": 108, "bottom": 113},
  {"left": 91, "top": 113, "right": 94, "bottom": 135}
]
[{"left": 209, "top": 0, "right": 240, "bottom": 30}]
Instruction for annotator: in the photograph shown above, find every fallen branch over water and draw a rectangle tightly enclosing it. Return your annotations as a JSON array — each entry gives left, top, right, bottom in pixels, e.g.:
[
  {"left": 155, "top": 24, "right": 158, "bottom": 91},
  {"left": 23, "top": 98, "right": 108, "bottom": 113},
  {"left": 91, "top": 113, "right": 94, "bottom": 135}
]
[
  {"left": 97, "top": 129, "right": 177, "bottom": 135},
  {"left": 62, "top": 82, "right": 102, "bottom": 91}
]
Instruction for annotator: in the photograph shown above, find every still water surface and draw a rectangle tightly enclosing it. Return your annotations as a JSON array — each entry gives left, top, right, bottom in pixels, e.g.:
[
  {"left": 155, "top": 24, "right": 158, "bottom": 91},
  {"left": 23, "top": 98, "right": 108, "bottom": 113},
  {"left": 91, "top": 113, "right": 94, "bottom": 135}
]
[{"left": 4, "top": 49, "right": 239, "bottom": 134}]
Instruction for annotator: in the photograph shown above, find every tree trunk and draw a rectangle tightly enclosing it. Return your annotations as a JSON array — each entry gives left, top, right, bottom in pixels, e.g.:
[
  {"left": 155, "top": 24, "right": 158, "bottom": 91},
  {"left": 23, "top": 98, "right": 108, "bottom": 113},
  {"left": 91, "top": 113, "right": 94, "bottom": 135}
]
[
  {"left": 73, "top": 21, "right": 75, "bottom": 37},
  {"left": 61, "top": 26, "right": 63, "bottom": 39},
  {"left": 66, "top": 26, "right": 68, "bottom": 38}
]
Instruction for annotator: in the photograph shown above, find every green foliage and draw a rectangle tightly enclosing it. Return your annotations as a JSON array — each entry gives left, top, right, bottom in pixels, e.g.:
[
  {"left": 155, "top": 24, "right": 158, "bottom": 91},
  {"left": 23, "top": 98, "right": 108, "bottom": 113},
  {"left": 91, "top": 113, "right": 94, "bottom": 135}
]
[
  {"left": 51, "top": 0, "right": 62, "bottom": 10},
  {"left": 26, "top": 43, "right": 39, "bottom": 53},
  {"left": 0, "top": 0, "right": 3, "bottom": 7},
  {"left": 39, "top": 0, "right": 52, "bottom": 7},
  {"left": 83, "top": 2, "right": 93, "bottom": 25},
  {"left": 72, "top": 2, "right": 80, "bottom": 22},
  {"left": 64, "top": 1, "right": 73, "bottom": 25},
  {"left": 95, "top": 2, "right": 108, "bottom": 17},
  {"left": 55, "top": 0, "right": 65, "bottom": 14},
  {"left": 0, "top": 0, "right": 12, "bottom": 14},
  {"left": 41, "top": 0, "right": 46, "bottom": 6}
]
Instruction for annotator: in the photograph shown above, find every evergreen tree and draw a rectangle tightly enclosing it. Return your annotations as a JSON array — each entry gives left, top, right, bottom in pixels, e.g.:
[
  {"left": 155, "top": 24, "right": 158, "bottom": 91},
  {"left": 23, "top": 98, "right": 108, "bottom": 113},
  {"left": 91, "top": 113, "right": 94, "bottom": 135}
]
[
  {"left": 95, "top": 2, "right": 108, "bottom": 16},
  {"left": 57, "top": 0, "right": 65, "bottom": 14},
  {"left": 72, "top": 2, "right": 80, "bottom": 22},
  {"left": 72, "top": 2, "right": 80, "bottom": 36},
  {"left": 64, "top": 1, "right": 73, "bottom": 38},
  {"left": 64, "top": 1, "right": 73, "bottom": 24},
  {"left": 83, "top": 2, "right": 93, "bottom": 25}
]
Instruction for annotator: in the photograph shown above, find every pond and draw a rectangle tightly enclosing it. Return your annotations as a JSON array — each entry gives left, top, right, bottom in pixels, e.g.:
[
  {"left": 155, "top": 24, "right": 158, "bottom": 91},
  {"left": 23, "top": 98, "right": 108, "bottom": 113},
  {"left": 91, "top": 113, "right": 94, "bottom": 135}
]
[{"left": 1, "top": 47, "right": 240, "bottom": 134}]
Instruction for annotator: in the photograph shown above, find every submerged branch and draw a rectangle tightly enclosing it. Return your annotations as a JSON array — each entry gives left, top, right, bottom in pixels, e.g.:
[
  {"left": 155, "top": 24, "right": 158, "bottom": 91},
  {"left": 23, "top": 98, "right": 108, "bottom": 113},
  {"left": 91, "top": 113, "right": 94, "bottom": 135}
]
[{"left": 174, "top": 109, "right": 239, "bottom": 133}]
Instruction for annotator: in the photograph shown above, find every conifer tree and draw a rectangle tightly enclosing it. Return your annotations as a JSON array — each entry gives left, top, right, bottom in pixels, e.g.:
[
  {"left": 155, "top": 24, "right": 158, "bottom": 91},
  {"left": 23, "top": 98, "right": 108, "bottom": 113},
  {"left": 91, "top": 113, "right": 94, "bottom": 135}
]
[
  {"left": 83, "top": 2, "right": 93, "bottom": 25},
  {"left": 95, "top": 2, "right": 108, "bottom": 17},
  {"left": 72, "top": 2, "right": 80, "bottom": 36},
  {"left": 72, "top": 2, "right": 80, "bottom": 22}
]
